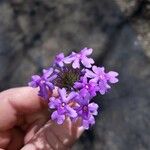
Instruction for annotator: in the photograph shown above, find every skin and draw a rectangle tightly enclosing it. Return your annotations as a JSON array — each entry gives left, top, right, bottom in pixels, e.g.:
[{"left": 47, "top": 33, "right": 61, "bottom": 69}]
[{"left": 0, "top": 87, "right": 84, "bottom": 150}]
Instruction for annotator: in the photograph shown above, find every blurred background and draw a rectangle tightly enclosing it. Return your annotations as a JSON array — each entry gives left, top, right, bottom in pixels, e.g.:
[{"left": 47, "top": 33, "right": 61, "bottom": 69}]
[{"left": 0, "top": 0, "right": 150, "bottom": 149}]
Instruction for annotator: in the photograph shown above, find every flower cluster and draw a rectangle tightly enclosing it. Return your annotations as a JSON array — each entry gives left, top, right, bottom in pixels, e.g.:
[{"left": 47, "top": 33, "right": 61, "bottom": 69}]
[{"left": 28, "top": 48, "right": 119, "bottom": 129}]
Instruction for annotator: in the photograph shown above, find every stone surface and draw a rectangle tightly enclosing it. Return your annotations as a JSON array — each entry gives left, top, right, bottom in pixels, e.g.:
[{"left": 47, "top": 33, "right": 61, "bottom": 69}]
[
  {"left": 0, "top": 0, "right": 150, "bottom": 150},
  {"left": 116, "top": 0, "right": 150, "bottom": 58},
  {"left": 115, "top": 0, "right": 137, "bottom": 16},
  {"left": 133, "top": 19, "right": 150, "bottom": 58}
]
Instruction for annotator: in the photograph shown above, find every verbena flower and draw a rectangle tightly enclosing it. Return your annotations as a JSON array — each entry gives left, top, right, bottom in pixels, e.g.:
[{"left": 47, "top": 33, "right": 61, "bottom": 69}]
[
  {"left": 49, "top": 88, "right": 78, "bottom": 124},
  {"left": 64, "top": 47, "right": 94, "bottom": 68},
  {"left": 85, "top": 65, "right": 119, "bottom": 94},
  {"left": 29, "top": 47, "right": 119, "bottom": 129},
  {"left": 74, "top": 76, "right": 99, "bottom": 98},
  {"left": 75, "top": 97, "right": 98, "bottom": 129},
  {"left": 28, "top": 68, "right": 57, "bottom": 99}
]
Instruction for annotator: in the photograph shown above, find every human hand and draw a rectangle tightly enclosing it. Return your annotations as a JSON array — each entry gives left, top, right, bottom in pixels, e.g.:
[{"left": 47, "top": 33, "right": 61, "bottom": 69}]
[{"left": 0, "top": 87, "right": 84, "bottom": 150}]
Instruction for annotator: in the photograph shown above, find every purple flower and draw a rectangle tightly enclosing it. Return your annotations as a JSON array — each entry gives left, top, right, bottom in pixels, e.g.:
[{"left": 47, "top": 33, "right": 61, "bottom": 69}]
[
  {"left": 49, "top": 88, "right": 78, "bottom": 124},
  {"left": 29, "top": 47, "right": 119, "bottom": 129},
  {"left": 64, "top": 47, "right": 94, "bottom": 69},
  {"left": 106, "top": 71, "right": 119, "bottom": 83},
  {"left": 85, "top": 66, "right": 118, "bottom": 94},
  {"left": 53, "top": 53, "right": 65, "bottom": 67},
  {"left": 28, "top": 68, "right": 57, "bottom": 99},
  {"left": 98, "top": 80, "right": 111, "bottom": 95},
  {"left": 75, "top": 97, "right": 98, "bottom": 129},
  {"left": 85, "top": 66, "right": 106, "bottom": 82},
  {"left": 86, "top": 66, "right": 119, "bottom": 83},
  {"left": 74, "top": 76, "right": 99, "bottom": 98}
]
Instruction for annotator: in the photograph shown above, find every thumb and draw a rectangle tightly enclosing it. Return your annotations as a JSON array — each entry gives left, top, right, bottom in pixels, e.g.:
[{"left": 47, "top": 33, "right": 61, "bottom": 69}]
[{"left": 21, "top": 118, "right": 84, "bottom": 150}]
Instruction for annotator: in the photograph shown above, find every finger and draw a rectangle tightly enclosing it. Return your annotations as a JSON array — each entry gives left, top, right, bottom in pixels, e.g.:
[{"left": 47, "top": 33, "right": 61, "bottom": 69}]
[
  {"left": 0, "top": 128, "right": 24, "bottom": 150},
  {"left": 0, "top": 109, "right": 50, "bottom": 149},
  {"left": 0, "top": 131, "right": 11, "bottom": 149},
  {"left": 7, "top": 128, "right": 24, "bottom": 150},
  {"left": 24, "top": 109, "right": 50, "bottom": 144},
  {"left": 22, "top": 121, "right": 66, "bottom": 150},
  {"left": 21, "top": 118, "right": 84, "bottom": 150},
  {"left": 46, "top": 118, "right": 84, "bottom": 147},
  {"left": 0, "top": 87, "right": 48, "bottom": 131}
]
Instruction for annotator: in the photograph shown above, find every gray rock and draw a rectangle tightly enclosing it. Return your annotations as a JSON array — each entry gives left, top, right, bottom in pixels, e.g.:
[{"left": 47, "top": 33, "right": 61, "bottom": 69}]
[
  {"left": 9, "top": 58, "right": 37, "bottom": 87},
  {"left": 0, "top": 0, "right": 150, "bottom": 150},
  {"left": 115, "top": 0, "right": 150, "bottom": 59}
]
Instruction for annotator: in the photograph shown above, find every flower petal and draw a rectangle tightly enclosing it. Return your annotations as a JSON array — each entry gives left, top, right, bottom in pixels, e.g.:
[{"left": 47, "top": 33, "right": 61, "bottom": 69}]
[
  {"left": 107, "top": 71, "right": 119, "bottom": 83},
  {"left": 51, "top": 111, "right": 65, "bottom": 124},
  {"left": 81, "top": 47, "right": 93, "bottom": 56},
  {"left": 88, "top": 102, "right": 98, "bottom": 115},
  {"left": 74, "top": 82, "right": 83, "bottom": 89},
  {"left": 76, "top": 95, "right": 89, "bottom": 105},
  {"left": 90, "top": 77, "right": 99, "bottom": 83},
  {"left": 56, "top": 53, "right": 64, "bottom": 60},
  {"left": 81, "top": 57, "right": 94, "bottom": 68},
  {"left": 28, "top": 81, "right": 38, "bottom": 88},
  {"left": 32, "top": 75, "right": 41, "bottom": 81},
  {"left": 85, "top": 69, "right": 96, "bottom": 78},
  {"left": 45, "top": 81, "right": 54, "bottom": 90},
  {"left": 66, "top": 91, "right": 77, "bottom": 102},
  {"left": 48, "top": 74, "right": 57, "bottom": 81},
  {"left": 92, "top": 66, "right": 104, "bottom": 74},
  {"left": 39, "top": 84, "right": 49, "bottom": 98},
  {"left": 49, "top": 97, "right": 61, "bottom": 109},
  {"left": 98, "top": 81, "right": 110, "bottom": 95},
  {"left": 58, "top": 61, "right": 64, "bottom": 67},
  {"left": 82, "top": 115, "right": 95, "bottom": 129},
  {"left": 63, "top": 56, "right": 75, "bottom": 64},
  {"left": 43, "top": 68, "right": 53, "bottom": 79},
  {"left": 79, "top": 88, "right": 89, "bottom": 98},
  {"left": 82, "top": 119, "right": 90, "bottom": 130},
  {"left": 58, "top": 88, "right": 67, "bottom": 102},
  {"left": 65, "top": 105, "right": 77, "bottom": 118},
  {"left": 72, "top": 58, "right": 80, "bottom": 68}
]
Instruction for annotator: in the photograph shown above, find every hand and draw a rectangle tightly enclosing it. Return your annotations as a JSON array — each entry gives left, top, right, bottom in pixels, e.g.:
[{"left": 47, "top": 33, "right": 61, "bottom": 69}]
[{"left": 0, "top": 87, "right": 84, "bottom": 150}]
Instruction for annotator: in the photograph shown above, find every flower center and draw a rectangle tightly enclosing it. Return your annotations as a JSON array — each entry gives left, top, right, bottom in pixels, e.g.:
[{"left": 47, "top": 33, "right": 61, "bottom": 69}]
[
  {"left": 85, "top": 85, "right": 89, "bottom": 89},
  {"left": 99, "top": 75, "right": 104, "bottom": 80},
  {"left": 55, "top": 66, "right": 80, "bottom": 91},
  {"left": 40, "top": 79, "right": 45, "bottom": 84},
  {"left": 62, "top": 102, "right": 65, "bottom": 107},
  {"left": 83, "top": 105, "right": 88, "bottom": 112}
]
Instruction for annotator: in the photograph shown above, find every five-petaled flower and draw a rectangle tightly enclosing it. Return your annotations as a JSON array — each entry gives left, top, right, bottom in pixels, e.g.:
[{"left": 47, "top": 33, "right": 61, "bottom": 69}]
[
  {"left": 28, "top": 68, "right": 57, "bottom": 99},
  {"left": 64, "top": 47, "right": 94, "bottom": 69},
  {"left": 75, "top": 97, "right": 99, "bottom": 129},
  {"left": 85, "top": 65, "right": 119, "bottom": 94},
  {"left": 74, "top": 76, "right": 99, "bottom": 98},
  {"left": 49, "top": 88, "right": 78, "bottom": 124}
]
